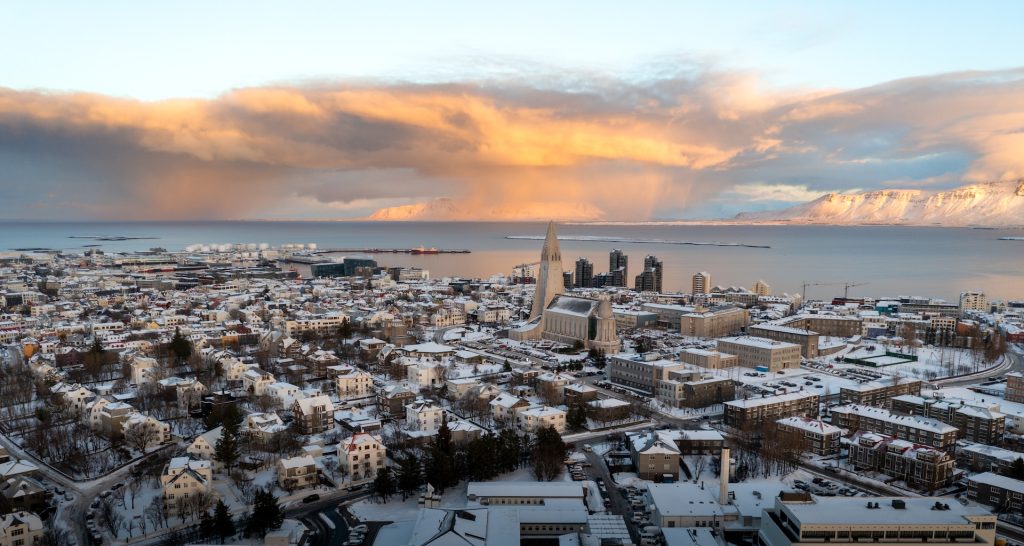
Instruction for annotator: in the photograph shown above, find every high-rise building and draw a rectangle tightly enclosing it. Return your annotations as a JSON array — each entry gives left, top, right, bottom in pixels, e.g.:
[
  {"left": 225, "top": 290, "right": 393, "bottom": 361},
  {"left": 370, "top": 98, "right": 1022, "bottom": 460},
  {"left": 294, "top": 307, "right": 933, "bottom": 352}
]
[
  {"left": 635, "top": 269, "right": 657, "bottom": 292},
  {"left": 609, "top": 249, "right": 628, "bottom": 287},
  {"left": 959, "top": 291, "right": 988, "bottom": 313},
  {"left": 562, "top": 271, "right": 573, "bottom": 289},
  {"left": 753, "top": 279, "right": 771, "bottom": 296},
  {"left": 692, "top": 271, "right": 711, "bottom": 295},
  {"left": 574, "top": 258, "right": 593, "bottom": 288},
  {"left": 635, "top": 255, "right": 663, "bottom": 293},
  {"left": 529, "top": 222, "right": 565, "bottom": 320}
]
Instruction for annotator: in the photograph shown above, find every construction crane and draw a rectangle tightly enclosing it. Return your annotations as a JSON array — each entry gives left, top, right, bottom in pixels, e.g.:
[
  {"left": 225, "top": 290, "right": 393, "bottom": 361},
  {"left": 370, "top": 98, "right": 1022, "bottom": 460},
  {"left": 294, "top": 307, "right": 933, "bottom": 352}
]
[{"left": 801, "top": 281, "right": 870, "bottom": 300}]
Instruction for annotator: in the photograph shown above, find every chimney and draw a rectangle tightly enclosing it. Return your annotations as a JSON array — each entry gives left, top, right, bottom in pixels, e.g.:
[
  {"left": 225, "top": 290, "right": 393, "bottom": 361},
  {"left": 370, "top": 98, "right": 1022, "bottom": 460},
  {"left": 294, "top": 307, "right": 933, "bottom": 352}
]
[{"left": 720, "top": 447, "right": 731, "bottom": 505}]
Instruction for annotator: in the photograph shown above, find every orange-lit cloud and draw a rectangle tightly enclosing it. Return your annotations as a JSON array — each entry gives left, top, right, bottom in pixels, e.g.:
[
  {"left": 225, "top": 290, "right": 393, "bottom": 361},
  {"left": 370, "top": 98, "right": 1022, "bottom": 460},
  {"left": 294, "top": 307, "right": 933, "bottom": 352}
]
[{"left": 1, "top": 67, "right": 1024, "bottom": 220}]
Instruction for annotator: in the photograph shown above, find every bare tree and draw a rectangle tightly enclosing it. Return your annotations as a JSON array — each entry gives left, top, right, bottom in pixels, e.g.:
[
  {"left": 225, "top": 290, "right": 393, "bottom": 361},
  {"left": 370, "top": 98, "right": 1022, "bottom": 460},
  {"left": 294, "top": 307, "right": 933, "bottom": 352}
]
[
  {"left": 124, "top": 420, "right": 159, "bottom": 452},
  {"left": 98, "top": 496, "right": 124, "bottom": 535}
]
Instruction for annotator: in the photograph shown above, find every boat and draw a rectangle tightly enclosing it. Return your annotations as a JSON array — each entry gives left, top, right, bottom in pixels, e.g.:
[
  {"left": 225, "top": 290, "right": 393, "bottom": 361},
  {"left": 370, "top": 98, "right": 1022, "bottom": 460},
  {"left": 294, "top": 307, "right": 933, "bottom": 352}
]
[{"left": 411, "top": 246, "right": 440, "bottom": 255}]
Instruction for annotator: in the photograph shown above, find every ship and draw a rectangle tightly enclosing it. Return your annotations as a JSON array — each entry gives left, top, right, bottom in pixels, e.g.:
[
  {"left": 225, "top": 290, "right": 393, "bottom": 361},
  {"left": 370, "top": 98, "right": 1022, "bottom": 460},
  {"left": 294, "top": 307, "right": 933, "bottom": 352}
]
[{"left": 411, "top": 246, "right": 440, "bottom": 255}]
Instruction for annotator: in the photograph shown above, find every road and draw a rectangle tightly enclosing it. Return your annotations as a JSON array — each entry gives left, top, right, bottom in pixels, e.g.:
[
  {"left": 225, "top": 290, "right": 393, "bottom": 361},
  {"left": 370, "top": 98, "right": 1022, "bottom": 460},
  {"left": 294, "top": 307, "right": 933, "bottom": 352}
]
[{"left": 935, "top": 347, "right": 1022, "bottom": 388}]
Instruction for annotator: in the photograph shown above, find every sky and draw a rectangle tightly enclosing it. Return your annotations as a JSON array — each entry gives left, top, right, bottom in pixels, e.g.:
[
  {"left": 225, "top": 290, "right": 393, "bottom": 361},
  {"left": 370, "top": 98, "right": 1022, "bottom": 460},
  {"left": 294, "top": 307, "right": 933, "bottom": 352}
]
[{"left": 2, "top": 1, "right": 1024, "bottom": 221}]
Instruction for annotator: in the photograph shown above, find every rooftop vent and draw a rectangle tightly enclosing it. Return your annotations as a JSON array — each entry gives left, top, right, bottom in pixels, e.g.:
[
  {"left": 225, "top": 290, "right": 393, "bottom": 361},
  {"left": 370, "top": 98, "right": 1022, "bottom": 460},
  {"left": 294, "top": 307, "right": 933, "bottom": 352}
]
[{"left": 892, "top": 499, "right": 906, "bottom": 510}]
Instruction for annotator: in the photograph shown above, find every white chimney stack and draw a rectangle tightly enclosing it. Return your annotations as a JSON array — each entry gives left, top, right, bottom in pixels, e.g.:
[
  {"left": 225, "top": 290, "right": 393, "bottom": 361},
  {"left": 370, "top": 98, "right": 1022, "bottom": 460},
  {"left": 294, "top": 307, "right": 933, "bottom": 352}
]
[{"left": 719, "top": 447, "right": 731, "bottom": 505}]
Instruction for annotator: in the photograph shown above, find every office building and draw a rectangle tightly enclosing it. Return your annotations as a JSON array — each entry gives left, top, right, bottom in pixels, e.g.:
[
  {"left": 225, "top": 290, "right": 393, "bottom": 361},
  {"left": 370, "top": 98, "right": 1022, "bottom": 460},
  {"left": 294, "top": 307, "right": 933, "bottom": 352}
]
[
  {"left": 758, "top": 496, "right": 996, "bottom": 546},
  {"left": 716, "top": 336, "right": 801, "bottom": 372}
]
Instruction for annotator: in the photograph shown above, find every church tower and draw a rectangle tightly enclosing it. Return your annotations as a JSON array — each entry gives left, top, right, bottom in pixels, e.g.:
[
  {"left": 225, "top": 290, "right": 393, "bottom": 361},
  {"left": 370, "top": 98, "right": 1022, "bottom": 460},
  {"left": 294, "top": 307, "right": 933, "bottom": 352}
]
[
  {"left": 529, "top": 221, "right": 565, "bottom": 320},
  {"left": 589, "top": 295, "right": 621, "bottom": 354}
]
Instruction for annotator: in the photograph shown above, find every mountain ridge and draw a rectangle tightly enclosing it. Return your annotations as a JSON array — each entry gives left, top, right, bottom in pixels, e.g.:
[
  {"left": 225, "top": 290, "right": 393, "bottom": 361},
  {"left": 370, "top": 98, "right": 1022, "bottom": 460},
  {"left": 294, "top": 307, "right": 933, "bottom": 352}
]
[{"left": 734, "top": 179, "right": 1024, "bottom": 227}]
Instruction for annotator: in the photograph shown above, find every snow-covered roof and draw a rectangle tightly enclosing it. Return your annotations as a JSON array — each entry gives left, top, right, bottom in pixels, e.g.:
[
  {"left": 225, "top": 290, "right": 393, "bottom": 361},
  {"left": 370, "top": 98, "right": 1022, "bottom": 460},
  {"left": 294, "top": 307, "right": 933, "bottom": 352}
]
[{"left": 969, "top": 472, "right": 1024, "bottom": 494}]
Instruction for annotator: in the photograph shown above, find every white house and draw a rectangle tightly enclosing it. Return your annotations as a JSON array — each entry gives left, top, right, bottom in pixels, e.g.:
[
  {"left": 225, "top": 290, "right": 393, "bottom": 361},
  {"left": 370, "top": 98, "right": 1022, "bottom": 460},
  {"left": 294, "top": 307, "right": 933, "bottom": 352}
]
[
  {"left": 339, "top": 433, "right": 386, "bottom": 484},
  {"left": 277, "top": 456, "right": 319, "bottom": 491},
  {"left": 405, "top": 399, "right": 444, "bottom": 433}
]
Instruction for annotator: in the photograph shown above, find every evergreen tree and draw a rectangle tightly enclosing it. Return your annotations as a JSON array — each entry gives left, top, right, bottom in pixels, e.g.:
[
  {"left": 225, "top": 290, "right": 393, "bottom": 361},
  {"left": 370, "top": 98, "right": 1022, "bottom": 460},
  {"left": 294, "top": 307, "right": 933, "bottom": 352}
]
[
  {"left": 89, "top": 336, "right": 105, "bottom": 355},
  {"left": 169, "top": 327, "right": 193, "bottom": 362},
  {"left": 213, "top": 499, "right": 235, "bottom": 543},
  {"left": 214, "top": 411, "right": 241, "bottom": 472},
  {"left": 502, "top": 359, "right": 512, "bottom": 372},
  {"left": 398, "top": 453, "right": 423, "bottom": 500},
  {"left": 200, "top": 510, "right": 215, "bottom": 540},
  {"left": 566, "top": 402, "right": 587, "bottom": 432},
  {"left": 373, "top": 466, "right": 396, "bottom": 502},
  {"left": 531, "top": 426, "right": 567, "bottom": 481},
  {"left": 1007, "top": 457, "right": 1024, "bottom": 480},
  {"left": 339, "top": 320, "right": 353, "bottom": 340},
  {"left": 245, "top": 488, "right": 284, "bottom": 538}
]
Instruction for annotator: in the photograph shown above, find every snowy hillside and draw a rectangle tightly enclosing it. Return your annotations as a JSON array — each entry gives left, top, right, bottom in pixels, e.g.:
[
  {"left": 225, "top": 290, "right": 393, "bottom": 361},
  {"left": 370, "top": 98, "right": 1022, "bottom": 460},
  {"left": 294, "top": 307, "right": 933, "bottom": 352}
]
[{"left": 735, "top": 180, "right": 1024, "bottom": 227}]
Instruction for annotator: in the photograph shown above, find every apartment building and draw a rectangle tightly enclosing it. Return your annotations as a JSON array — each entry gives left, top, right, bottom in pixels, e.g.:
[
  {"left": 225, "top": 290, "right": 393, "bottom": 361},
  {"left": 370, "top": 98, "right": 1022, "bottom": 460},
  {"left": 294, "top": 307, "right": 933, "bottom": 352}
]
[
  {"left": 775, "top": 416, "right": 843, "bottom": 456},
  {"left": 405, "top": 399, "right": 444, "bottom": 433},
  {"left": 339, "top": 433, "right": 386, "bottom": 483},
  {"left": 0, "top": 511, "right": 43, "bottom": 546},
  {"left": 968, "top": 472, "right": 1024, "bottom": 513},
  {"left": 956, "top": 442, "right": 1024, "bottom": 473},
  {"left": 778, "top": 314, "right": 863, "bottom": 338},
  {"left": 293, "top": 395, "right": 334, "bottom": 435},
  {"left": 277, "top": 455, "right": 318, "bottom": 490},
  {"left": 1006, "top": 372, "right": 1024, "bottom": 403},
  {"left": 891, "top": 395, "right": 1005, "bottom": 445},
  {"left": 161, "top": 457, "right": 214, "bottom": 514},
  {"left": 626, "top": 430, "right": 681, "bottom": 480},
  {"left": 724, "top": 391, "right": 820, "bottom": 429},
  {"left": 516, "top": 405, "right": 567, "bottom": 433},
  {"left": 284, "top": 313, "right": 347, "bottom": 337},
  {"left": 839, "top": 378, "right": 923, "bottom": 408},
  {"left": 829, "top": 405, "right": 959, "bottom": 451},
  {"left": 330, "top": 364, "right": 373, "bottom": 399},
  {"left": 848, "top": 431, "right": 955, "bottom": 491},
  {"left": 716, "top": 336, "right": 801, "bottom": 372}
]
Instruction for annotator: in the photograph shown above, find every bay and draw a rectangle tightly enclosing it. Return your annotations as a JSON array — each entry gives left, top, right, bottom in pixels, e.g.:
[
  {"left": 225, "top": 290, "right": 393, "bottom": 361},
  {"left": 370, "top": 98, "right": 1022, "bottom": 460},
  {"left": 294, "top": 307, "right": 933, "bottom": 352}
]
[{"left": 0, "top": 221, "right": 1020, "bottom": 301}]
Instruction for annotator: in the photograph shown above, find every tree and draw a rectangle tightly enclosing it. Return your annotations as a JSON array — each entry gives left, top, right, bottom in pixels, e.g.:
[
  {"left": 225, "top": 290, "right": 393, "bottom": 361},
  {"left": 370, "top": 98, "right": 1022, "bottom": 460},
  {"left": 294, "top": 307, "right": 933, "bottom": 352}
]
[
  {"left": 215, "top": 418, "right": 242, "bottom": 473},
  {"left": 1006, "top": 458, "right": 1024, "bottom": 480},
  {"left": 124, "top": 420, "right": 159, "bottom": 452},
  {"left": 566, "top": 402, "right": 587, "bottom": 432},
  {"left": 425, "top": 415, "right": 459, "bottom": 491},
  {"left": 245, "top": 487, "right": 284, "bottom": 538},
  {"left": 531, "top": 426, "right": 566, "bottom": 481},
  {"left": 339, "top": 321, "right": 354, "bottom": 340},
  {"left": 169, "top": 327, "right": 193, "bottom": 362},
  {"left": 373, "top": 466, "right": 396, "bottom": 502},
  {"left": 213, "top": 499, "right": 235, "bottom": 543},
  {"left": 398, "top": 453, "right": 423, "bottom": 500}
]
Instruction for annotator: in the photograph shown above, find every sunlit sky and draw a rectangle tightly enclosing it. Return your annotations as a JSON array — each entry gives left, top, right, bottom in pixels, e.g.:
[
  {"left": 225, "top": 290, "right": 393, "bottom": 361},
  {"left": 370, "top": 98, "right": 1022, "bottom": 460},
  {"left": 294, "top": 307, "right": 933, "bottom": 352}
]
[{"left": 2, "top": 1, "right": 1024, "bottom": 220}]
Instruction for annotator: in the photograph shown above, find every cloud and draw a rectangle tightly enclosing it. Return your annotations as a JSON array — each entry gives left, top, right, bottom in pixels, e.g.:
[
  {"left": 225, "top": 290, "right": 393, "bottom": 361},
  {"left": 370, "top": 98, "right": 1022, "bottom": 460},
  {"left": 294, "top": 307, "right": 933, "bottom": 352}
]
[
  {"left": 1, "top": 65, "right": 1024, "bottom": 220},
  {"left": 722, "top": 183, "right": 837, "bottom": 202}
]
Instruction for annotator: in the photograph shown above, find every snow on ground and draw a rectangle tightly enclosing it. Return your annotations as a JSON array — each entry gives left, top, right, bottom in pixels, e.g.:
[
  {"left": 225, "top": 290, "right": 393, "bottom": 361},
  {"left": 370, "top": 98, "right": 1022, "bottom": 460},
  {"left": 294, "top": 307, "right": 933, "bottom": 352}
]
[{"left": 611, "top": 472, "right": 644, "bottom": 488}]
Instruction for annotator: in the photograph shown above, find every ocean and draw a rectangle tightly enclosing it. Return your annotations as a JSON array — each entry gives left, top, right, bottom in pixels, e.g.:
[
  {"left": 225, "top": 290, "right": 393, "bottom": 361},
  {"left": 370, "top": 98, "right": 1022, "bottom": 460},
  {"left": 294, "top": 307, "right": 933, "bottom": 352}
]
[{"left": 0, "top": 221, "right": 1021, "bottom": 302}]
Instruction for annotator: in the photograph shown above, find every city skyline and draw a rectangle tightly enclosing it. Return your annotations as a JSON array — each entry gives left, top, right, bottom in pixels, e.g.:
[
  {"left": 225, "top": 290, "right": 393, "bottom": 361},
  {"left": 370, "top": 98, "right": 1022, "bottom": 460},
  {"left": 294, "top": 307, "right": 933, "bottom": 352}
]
[{"left": 1, "top": 3, "right": 1024, "bottom": 221}]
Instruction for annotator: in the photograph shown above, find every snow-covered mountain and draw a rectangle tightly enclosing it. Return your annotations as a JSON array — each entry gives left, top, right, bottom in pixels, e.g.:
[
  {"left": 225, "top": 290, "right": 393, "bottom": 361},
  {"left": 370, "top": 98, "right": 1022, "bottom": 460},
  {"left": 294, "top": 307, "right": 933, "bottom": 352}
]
[
  {"left": 734, "top": 180, "right": 1024, "bottom": 227},
  {"left": 367, "top": 198, "right": 603, "bottom": 221}
]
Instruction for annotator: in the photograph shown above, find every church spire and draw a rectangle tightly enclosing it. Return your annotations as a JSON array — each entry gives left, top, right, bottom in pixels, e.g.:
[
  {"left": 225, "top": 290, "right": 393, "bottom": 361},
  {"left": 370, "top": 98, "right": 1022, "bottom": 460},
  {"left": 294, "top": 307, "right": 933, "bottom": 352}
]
[
  {"left": 541, "top": 221, "right": 561, "bottom": 263},
  {"left": 529, "top": 221, "right": 565, "bottom": 320}
]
